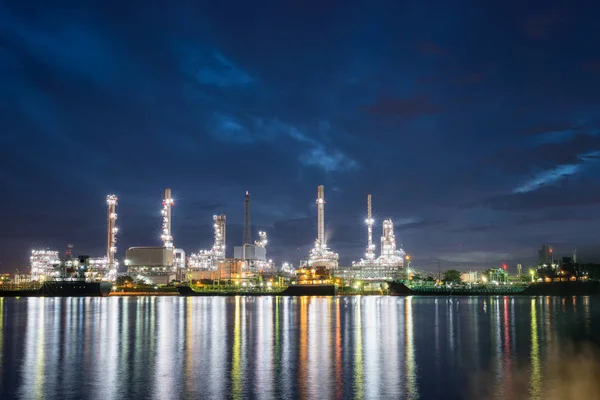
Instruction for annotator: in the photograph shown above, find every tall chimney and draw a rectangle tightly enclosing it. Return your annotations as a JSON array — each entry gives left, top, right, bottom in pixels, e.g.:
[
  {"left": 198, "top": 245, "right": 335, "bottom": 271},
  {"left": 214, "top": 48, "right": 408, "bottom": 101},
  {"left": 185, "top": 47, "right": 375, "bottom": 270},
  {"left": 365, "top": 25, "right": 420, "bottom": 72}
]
[
  {"left": 317, "top": 185, "right": 325, "bottom": 247},
  {"left": 366, "top": 194, "right": 375, "bottom": 260},
  {"left": 244, "top": 191, "right": 250, "bottom": 245}
]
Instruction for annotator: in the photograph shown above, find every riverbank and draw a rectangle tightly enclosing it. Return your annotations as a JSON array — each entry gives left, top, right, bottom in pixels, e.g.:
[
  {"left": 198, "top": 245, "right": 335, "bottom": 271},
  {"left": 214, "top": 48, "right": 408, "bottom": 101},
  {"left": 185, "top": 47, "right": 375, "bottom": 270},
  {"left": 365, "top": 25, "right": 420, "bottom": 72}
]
[{"left": 109, "top": 291, "right": 179, "bottom": 296}]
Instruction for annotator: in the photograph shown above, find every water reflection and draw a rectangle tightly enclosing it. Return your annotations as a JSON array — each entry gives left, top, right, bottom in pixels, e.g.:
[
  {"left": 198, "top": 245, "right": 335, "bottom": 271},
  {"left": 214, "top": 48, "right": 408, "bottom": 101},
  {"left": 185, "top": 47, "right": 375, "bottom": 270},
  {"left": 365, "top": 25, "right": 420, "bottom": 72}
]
[
  {"left": 0, "top": 296, "right": 598, "bottom": 400},
  {"left": 530, "top": 298, "right": 542, "bottom": 399}
]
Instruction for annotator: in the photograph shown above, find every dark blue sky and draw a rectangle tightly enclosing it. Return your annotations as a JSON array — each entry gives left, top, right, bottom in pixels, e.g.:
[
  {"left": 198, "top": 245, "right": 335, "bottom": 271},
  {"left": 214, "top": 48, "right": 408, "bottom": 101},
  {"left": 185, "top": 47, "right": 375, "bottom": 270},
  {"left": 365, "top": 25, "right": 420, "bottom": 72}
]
[{"left": 2, "top": 1, "right": 600, "bottom": 272}]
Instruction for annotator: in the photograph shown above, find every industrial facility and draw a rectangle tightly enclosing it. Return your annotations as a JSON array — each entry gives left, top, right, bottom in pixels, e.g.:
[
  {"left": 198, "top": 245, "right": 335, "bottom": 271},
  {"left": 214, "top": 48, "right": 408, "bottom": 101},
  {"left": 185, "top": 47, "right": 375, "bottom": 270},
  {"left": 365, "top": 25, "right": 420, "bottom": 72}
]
[
  {"left": 305, "top": 185, "right": 339, "bottom": 269},
  {"left": 25, "top": 185, "right": 411, "bottom": 285},
  {"left": 187, "top": 214, "right": 227, "bottom": 276},
  {"left": 341, "top": 194, "right": 407, "bottom": 281},
  {"left": 233, "top": 191, "right": 274, "bottom": 273},
  {"left": 125, "top": 188, "right": 186, "bottom": 284}
]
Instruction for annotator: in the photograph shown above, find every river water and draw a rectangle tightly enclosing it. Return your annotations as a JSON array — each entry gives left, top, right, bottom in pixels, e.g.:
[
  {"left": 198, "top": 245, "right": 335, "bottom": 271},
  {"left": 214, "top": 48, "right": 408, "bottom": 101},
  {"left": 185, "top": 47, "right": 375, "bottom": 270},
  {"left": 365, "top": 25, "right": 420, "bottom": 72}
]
[{"left": 0, "top": 296, "right": 599, "bottom": 400}]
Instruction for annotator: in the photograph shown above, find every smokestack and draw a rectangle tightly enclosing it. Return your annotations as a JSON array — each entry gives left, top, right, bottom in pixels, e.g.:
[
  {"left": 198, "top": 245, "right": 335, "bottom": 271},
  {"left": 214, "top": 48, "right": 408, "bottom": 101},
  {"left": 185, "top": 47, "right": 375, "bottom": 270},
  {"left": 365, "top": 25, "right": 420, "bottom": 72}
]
[
  {"left": 366, "top": 194, "right": 374, "bottom": 260},
  {"left": 244, "top": 191, "right": 250, "bottom": 245},
  {"left": 317, "top": 185, "right": 325, "bottom": 246}
]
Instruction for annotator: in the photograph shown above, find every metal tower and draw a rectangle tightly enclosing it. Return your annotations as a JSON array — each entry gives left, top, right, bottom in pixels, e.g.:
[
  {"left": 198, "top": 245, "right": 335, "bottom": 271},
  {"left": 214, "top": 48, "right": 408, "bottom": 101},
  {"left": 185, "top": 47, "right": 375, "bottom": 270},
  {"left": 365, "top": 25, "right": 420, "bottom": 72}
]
[
  {"left": 106, "top": 195, "right": 118, "bottom": 279},
  {"left": 317, "top": 185, "right": 325, "bottom": 247},
  {"left": 308, "top": 185, "right": 339, "bottom": 269},
  {"left": 213, "top": 214, "right": 226, "bottom": 259},
  {"left": 365, "top": 194, "right": 375, "bottom": 261},
  {"left": 244, "top": 191, "right": 251, "bottom": 245},
  {"left": 161, "top": 188, "right": 174, "bottom": 249}
]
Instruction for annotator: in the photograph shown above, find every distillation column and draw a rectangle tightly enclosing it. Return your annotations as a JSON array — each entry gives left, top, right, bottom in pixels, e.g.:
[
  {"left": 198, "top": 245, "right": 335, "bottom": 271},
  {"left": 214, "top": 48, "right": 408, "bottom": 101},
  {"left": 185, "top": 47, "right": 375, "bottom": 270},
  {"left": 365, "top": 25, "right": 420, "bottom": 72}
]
[
  {"left": 161, "top": 188, "right": 174, "bottom": 249},
  {"left": 106, "top": 195, "right": 118, "bottom": 279},
  {"left": 213, "top": 214, "right": 227, "bottom": 259},
  {"left": 317, "top": 185, "right": 325, "bottom": 247}
]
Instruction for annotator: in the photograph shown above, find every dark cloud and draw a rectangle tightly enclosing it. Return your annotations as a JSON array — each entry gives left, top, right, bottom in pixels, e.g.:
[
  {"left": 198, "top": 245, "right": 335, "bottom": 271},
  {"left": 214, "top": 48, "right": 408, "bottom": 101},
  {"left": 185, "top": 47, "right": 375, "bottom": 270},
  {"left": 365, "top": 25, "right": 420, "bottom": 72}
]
[
  {"left": 397, "top": 219, "right": 448, "bottom": 231},
  {"left": 188, "top": 202, "right": 224, "bottom": 212},
  {"left": 522, "top": 10, "right": 565, "bottom": 40},
  {"left": 453, "top": 73, "right": 483, "bottom": 85},
  {"left": 363, "top": 96, "right": 441, "bottom": 118},
  {"left": 582, "top": 60, "right": 600, "bottom": 74},
  {"left": 449, "top": 225, "right": 497, "bottom": 233},
  {"left": 522, "top": 121, "right": 577, "bottom": 136},
  {"left": 417, "top": 41, "right": 448, "bottom": 57},
  {"left": 474, "top": 179, "right": 600, "bottom": 212},
  {"left": 2, "top": 1, "right": 600, "bottom": 270}
]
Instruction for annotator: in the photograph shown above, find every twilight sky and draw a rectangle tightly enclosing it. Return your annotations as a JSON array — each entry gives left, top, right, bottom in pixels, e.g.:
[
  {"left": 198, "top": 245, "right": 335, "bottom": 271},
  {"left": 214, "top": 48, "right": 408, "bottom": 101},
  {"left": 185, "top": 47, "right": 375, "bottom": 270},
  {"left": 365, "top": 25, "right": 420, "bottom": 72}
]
[{"left": 2, "top": 1, "right": 600, "bottom": 272}]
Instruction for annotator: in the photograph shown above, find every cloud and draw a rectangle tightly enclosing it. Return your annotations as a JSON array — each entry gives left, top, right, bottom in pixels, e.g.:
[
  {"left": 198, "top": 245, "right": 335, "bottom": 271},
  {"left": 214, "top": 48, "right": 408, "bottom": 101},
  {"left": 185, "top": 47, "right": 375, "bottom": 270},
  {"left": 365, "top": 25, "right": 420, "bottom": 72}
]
[
  {"left": 477, "top": 180, "right": 600, "bottom": 211},
  {"left": 195, "top": 52, "right": 255, "bottom": 87},
  {"left": 187, "top": 201, "right": 223, "bottom": 212},
  {"left": 303, "top": 146, "right": 359, "bottom": 173},
  {"left": 523, "top": 10, "right": 565, "bottom": 40},
  {"left": 449, "top": 225, "right": 497, "bottom": 233},
  {"left": 363, "top": 96, "right": 441, "bottom": 117},
  {"left": 253, "top": 118, "right": 359, "bottom": 173},
  {"left": 523, "top": 121, "right": 577, "bottom": 136},
  {"left": 453, "top": 73, "right": 483, "bottom": 85},
  {"left": 582, "top": 60, "right": 600, "bottom": 74},
  {"left": 395, "top": 218, "right": 447, "bottom": 230},
  {"left": 514, "top": 164, "right": 581, "bottom": 193},
  {"left": 177, "top": 44, "right": 255, "bottom": 88},
  {"left": 211, "top": 114, "right": 254, "bottom": 143},
  {"left": 417, "top": 41, "right": 448, "bottom": 57}
]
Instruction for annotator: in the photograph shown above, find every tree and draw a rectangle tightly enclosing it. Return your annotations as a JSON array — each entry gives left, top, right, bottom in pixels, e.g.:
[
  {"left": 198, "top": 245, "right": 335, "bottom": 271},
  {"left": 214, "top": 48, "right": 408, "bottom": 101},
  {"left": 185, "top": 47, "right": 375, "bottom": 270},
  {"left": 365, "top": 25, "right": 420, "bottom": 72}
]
[{"left": 443, "top": 269, "right": 462, "bottom": 283}]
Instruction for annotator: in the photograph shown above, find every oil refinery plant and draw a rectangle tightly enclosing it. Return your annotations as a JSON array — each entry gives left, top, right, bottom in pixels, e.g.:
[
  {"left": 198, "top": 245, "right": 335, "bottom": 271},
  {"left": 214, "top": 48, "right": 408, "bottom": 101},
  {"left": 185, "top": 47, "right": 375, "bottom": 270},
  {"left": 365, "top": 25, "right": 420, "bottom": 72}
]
[{"left": 23, "top": 185, "right": 409, "bottom": 285}]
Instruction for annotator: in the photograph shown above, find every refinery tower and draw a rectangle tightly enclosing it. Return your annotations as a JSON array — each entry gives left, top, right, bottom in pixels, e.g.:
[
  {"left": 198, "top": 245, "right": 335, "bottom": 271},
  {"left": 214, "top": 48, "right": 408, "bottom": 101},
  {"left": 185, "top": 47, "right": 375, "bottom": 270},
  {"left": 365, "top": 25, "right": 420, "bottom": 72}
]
[
  {"left": 351, "top": 194, "right": 405, "bottom": 279},
  {"left": 307, "top": 185, "right": 339, "bottom": 269}
]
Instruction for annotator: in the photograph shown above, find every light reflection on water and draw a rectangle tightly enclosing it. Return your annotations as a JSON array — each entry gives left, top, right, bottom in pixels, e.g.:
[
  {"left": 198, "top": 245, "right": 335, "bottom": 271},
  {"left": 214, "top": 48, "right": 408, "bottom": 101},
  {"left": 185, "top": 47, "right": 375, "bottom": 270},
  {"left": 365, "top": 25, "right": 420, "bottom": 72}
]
[{"left": 0, "top": 296, "right": 598, "bottom": 400}]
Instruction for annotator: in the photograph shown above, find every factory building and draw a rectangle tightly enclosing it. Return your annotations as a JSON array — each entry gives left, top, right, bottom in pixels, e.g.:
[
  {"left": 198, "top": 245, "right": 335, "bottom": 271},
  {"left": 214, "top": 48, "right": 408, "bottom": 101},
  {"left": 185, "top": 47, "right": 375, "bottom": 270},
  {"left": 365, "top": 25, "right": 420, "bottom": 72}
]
[
  {"left": 125, "top": 246, "right": 175, "bottom": 285},
  {"left": 234, "top": 244, "right": 266, "bottom": 263},
  {"left": 30, "top": 250, "right": 61, "bottom": 281}
]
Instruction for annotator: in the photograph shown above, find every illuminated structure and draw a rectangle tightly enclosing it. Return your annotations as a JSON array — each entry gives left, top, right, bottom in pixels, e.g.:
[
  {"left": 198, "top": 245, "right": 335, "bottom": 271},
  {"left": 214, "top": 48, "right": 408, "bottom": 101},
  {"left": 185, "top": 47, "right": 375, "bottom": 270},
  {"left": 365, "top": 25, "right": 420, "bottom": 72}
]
[
  {"left": 30, "top": 250, "right": 61, "bottom": 281},
  {"left": 213, "top": 214, "right": 226, "bottom": 259},
  {"left": 256, "top": 231, "right": 267, "bottom": 248},
  {"left": 253, "top": 231, "right": 274, "bottom": 272},
  {"left": 124, "top": 189, "right": 177, "bottom": 284},
  {"left": 125, "top": 247, "right": 175, "bottom": 285},
  {"left": 307, "top": 185, "right": 339, "bottom": 269},
  {"left": 188, "top": 214, "right": 227, "bottom": 272},
  {"left": 348, "top": 195, "right": 406, "bottom": 280},
  {"left": 365, "top": 194, "right": 375, "bottom": 261},
  {"left": 244, "top": 191, "right": 250, "bottom": 248},
  {"left": 281, "top": 262, "right": 295, "bottom": 275},
  {"left": 106, "top": 194, "right": 118, "bottom": 280},
  {"left": 378, "top": 219, "right": 405, "bottom": 266},
  {"left": 233, "top": 191, "right": 272, "bottom": 272},
  {"left": 161, "top": 188, "right": 174, "bottom": 249},
  {"left": 173, "top": 248, "right": 186, "bottom": 280}
]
